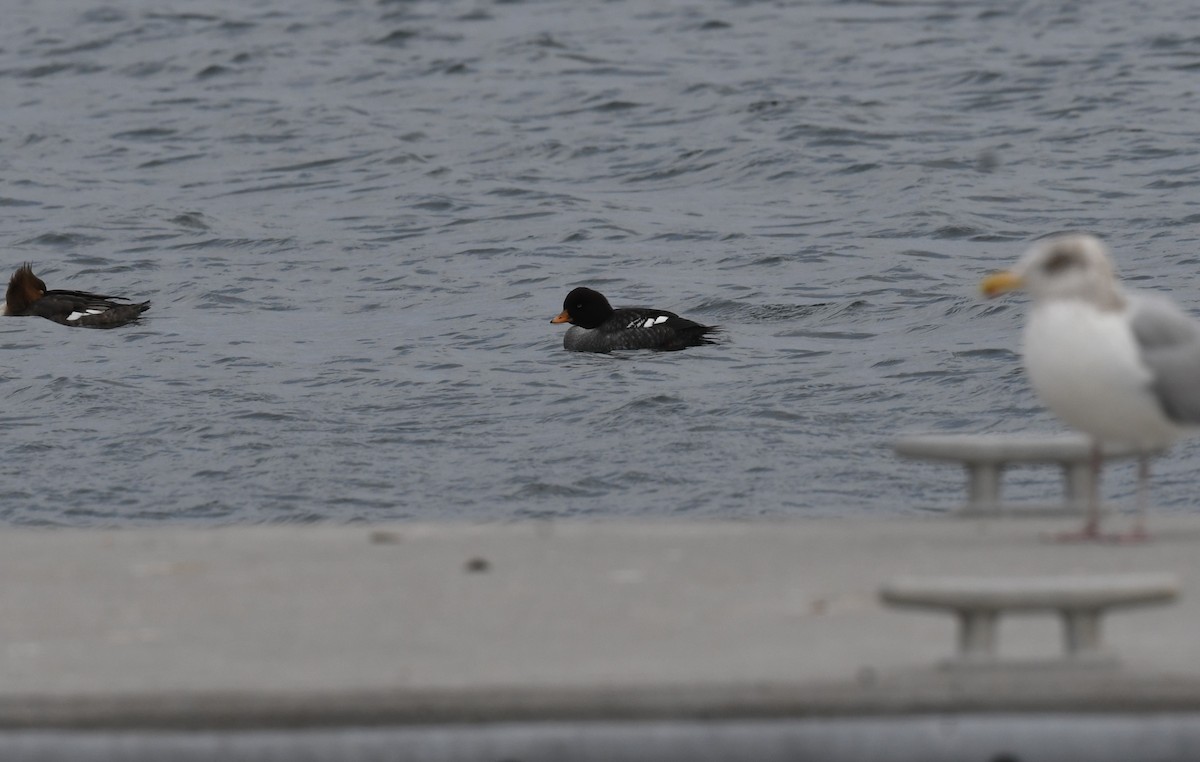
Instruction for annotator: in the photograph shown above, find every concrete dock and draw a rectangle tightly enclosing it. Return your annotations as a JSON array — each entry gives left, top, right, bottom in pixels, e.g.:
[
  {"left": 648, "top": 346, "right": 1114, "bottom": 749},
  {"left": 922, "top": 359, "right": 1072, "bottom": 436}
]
[{"left": 5, "top": 517, "right": 1200, "bottom": 760}]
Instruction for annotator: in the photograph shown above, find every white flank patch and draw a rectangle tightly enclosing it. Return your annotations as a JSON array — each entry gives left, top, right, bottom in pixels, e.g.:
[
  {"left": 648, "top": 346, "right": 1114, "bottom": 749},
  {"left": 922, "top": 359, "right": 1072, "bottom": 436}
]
[
  {"left": 67, "top": 308, "right": 106, "bottom": 321},
  {"left": 632, "top": 315, "right": 668, "bottom": 329}
]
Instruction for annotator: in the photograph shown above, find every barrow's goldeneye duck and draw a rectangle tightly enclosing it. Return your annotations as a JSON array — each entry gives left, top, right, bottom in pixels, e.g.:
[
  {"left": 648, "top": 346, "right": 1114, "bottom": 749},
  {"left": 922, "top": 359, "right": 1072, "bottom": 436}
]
[
  {"left": 551, "top": 286, "right": 717, "bottom": 352},
  {"left": 4, "top": 263, "right": 150, "bottom": 328}
]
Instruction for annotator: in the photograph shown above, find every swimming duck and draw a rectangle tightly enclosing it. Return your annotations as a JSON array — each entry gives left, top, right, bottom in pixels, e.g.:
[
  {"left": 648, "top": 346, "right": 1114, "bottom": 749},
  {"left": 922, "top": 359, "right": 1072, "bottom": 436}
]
[
  {"left": 4, "top": 263, "right": 150, "bottom": 328},
  {"left": 551, "top": 286, "right": 717, "bottom": 352}
]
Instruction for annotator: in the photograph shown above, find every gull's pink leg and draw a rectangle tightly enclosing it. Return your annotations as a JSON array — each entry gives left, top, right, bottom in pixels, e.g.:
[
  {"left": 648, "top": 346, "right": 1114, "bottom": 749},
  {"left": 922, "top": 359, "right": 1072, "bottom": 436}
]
[
  {"left": 1054, "top": 441, "right": 1104, "bottom": 542},
  {"left": 1120, "top": 455, "right": 1150, "bottom": 542}
]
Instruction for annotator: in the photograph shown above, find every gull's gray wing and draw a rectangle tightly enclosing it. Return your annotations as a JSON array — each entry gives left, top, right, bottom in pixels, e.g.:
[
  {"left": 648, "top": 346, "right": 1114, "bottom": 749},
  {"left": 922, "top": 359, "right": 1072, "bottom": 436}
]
[{"left": 1129, "top": 292, "right": 1200, "bottom": 424}]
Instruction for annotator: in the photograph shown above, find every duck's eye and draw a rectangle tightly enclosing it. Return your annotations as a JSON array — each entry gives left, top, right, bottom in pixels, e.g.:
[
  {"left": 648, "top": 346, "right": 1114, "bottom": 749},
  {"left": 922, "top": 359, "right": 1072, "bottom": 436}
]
[{"left": 1042, "top": 251, "right": 1077, "bottom": 275}]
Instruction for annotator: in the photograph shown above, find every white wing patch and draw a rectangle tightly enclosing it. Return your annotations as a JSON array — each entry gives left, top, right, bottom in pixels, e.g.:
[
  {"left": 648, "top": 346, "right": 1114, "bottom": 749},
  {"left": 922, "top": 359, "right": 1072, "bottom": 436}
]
[
  {"left": 628, "top": 315, "right": 669, "bottom": 329},
  {"left": 67, "top": 308, "right": 106, "bottom": 321}
]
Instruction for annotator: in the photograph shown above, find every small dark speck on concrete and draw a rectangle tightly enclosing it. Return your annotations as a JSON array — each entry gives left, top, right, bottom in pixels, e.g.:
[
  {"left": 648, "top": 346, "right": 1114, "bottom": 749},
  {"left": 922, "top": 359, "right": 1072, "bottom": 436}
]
[
  {"left": 368, "top": 530, "right": 403, "bottom": 545},
  {"left": 465, "top": 557, "right": 490, "bottom": 573}
]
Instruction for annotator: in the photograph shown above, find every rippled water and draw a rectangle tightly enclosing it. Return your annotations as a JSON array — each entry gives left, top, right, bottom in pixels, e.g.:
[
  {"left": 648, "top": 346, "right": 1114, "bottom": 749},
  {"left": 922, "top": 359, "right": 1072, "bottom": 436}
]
[{"left": 4, "top": 0, "right": 1200, "bottom": 524}]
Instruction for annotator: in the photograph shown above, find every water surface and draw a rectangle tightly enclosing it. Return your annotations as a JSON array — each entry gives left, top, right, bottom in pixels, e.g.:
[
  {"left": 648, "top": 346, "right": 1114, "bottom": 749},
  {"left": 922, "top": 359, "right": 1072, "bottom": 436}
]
[{"left": 3, "top": 0, "right": 1200, "bottom": 524}]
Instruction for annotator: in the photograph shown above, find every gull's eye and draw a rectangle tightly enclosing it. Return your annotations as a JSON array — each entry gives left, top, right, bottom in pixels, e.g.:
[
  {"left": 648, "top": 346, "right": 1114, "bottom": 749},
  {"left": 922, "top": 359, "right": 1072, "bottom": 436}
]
[{"left": 1043, "top": 251, "right": 1077, "bottom": 275}]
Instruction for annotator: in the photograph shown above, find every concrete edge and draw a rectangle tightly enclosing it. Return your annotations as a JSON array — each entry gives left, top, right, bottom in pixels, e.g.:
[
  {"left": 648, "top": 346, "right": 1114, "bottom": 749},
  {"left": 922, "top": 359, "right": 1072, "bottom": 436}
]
[{"left": 8, "top": 671, "right": 1200, "bottom": 730}]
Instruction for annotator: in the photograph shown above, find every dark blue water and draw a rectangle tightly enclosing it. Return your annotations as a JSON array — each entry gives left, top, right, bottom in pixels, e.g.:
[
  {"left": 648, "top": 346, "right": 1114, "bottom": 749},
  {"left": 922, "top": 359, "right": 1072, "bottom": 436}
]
[{"left": 3, "top": 0, "right": 1200, "bottom": 524}]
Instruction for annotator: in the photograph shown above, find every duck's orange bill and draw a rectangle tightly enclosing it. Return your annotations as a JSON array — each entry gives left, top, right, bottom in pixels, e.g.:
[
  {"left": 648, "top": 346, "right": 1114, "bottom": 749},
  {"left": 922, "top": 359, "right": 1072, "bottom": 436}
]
[
  {"left": 980, "top": 270, "right": 1023, "bottom": 298},
  {"left": 551, "top": 310, "right": 571, "bottom": 324}
]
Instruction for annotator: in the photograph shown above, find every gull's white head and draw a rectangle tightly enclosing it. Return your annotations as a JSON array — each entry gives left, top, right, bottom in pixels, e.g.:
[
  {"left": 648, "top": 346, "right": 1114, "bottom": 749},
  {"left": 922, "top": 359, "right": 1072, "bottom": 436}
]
[{"left": 981, "top": 234, "right": 1124, "bottom": 310}]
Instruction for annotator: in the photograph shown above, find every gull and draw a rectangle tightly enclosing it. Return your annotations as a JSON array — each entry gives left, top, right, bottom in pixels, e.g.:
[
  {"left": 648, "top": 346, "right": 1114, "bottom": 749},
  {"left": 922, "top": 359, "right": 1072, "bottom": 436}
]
[{"left": 981, "top": 234, "right": 1200, "bottom": 540}]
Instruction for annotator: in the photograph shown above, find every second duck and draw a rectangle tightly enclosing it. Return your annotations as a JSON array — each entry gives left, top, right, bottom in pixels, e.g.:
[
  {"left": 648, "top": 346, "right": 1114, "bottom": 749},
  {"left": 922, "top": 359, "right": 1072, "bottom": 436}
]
[{"left": 4, "top": 263, "right": 150, "bottom": 328}]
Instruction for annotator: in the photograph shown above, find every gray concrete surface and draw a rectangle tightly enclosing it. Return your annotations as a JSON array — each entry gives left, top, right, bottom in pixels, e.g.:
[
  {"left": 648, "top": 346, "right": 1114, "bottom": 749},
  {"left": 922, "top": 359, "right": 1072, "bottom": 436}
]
[
  {"left": 8, "top": 715, "right": 1200, "bottom": 762},
  {"left": 2, "top": 518, "right": 1200, "bottom": 729}
]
